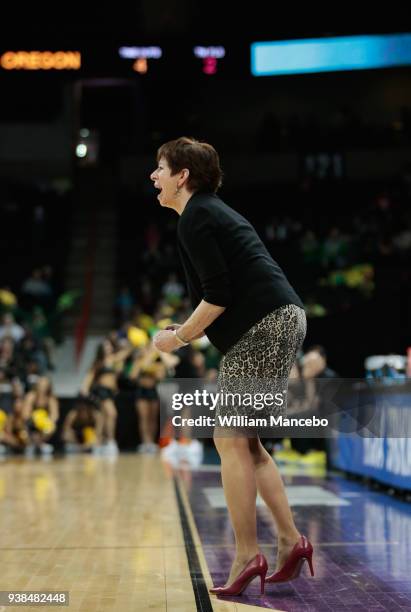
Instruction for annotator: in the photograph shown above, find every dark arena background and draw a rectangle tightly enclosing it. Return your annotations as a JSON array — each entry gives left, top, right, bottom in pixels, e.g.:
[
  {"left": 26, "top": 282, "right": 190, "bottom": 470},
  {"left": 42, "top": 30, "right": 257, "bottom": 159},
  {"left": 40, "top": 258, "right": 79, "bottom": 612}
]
[{"left": 0, "top": 6, "right": 411, "bottom": 611}]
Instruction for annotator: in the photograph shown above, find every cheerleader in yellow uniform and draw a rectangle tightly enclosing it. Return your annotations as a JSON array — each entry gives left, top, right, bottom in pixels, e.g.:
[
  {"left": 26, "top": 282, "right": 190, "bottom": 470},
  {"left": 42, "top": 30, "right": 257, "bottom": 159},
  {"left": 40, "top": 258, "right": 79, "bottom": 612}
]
[
  {"left": 61, "top": 397, "right": 104, "bottom": 453},
  {"left": 3, "top": 396, "right": 31, "bottom": 453},
  {"left": 23, "top": 376, "right": 59, "bottom": 456},
  {"left": 129, "top": 342, "right": 178, "bottom": 454}
]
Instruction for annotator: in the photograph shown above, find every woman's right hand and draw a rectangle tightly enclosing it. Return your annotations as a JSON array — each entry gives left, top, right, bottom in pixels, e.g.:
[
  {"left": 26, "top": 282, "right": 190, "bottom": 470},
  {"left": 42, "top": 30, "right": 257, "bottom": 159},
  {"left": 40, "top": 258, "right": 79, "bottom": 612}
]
[{"left": 164, "top": 323, "right": 205, "bottom": 340}]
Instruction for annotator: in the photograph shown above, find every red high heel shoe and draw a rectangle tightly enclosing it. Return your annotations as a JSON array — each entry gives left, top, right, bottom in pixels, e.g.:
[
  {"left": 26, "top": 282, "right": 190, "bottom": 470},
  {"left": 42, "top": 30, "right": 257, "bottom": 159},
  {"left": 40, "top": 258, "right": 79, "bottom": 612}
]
[
  {"left": 265, "top": 535, "right": 314, "bottom": 583},
  {"left": 209, "top": 553, "right": 268, "bottom": 596}
]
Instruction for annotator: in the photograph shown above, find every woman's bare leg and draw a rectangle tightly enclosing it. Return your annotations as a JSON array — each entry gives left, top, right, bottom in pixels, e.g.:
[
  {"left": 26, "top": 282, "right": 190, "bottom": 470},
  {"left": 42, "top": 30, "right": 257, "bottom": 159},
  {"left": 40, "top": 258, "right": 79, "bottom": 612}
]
[
  {"left": 148, "top": 400, "right": 159, "bottom": 443},
  {"left": 137, "top": 399, "right": 151, "bottom": 444},
  {"left": 101, "top": 399, "right": 117, "bottom": 442},
  {"left": 213, "top": 430, "right": 260, "bottom": 585},
  {"left": 248, "top": 437, "right": 301, "bottom": 571}
]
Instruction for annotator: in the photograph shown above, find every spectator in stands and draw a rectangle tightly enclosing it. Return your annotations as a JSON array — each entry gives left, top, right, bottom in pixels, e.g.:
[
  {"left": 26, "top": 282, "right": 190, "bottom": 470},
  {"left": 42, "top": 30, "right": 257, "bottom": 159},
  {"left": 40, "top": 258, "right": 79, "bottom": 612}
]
[
  {"left": 41, "top": 265, "right": 54, "bottom": 285},
  {"left": 264, "top": 217, "right": 276, "bottom": 244},
  {"left": 21, "top": 268, "right": 52, "bottom": 300},
  {"left": 304, "top": 296, "right": 327, "bottom": 318},
  {"left": 23, "top": 360, "right": 43, "bottom": 390},
  {"left": 393, "top": 227, "right": 411, "bottom": 251},
  {"left": 115, "top": 286, "right": 135, "bottom": 324},
  {"left": 139, "top": 276, "right": 155, "bottom": 312},
  {"left": 302, "top": 345, "right": 338, "bottom": 380},
  {"left": 0, "top": 337, "right": 14, "bottom": 367},
  {"left": 14, "top": 331, "right": 49, "bottom": 381},
  {"left": 28, "top": 307, "right": 55, "bottom": 370},
  {"left": 191, "top": 350, "right": 207, "bottom": 378},
  {"left": 23, "top": 376, "right": 59, "bottom": 456},
  {"left": 322, "top": 227, "right": 348, "bottom": 269},
  {"left": 0, "top": 313, "right": 25, "bottom": 343},
  {"left": 291, "top": 345, "right": 338, "bottom": 461},
  {"left": 0, "top": 365, "right": 22, "bottom": 404},
  {"left": 0, "top": 368, "right": 17, "bottom": 454},
  {"left": 161, "top": 273, "right": 184, "bottom": 306},
  {"left": 300, "top": 230, "right": 321, "bottom": 266},
  {"left": 61, "top": 397, "right": 104, "bottom": 453},
  {"left": 0, "top": 286, "right": 17, "bottom": 312},
  {"left": 41, "top": 265, "right": 55, "bottom": 310}
]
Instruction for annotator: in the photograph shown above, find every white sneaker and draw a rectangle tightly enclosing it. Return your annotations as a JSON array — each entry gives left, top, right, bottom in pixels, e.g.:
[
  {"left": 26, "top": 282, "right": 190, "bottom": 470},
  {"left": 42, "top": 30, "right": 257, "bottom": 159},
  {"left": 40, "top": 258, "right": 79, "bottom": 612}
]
[
  {"left": 137, "top": 443, "right": 157, "bottom": 454},
  {"left": 146, "top": 443, "right": 158, "bottom": 454},
  {"left": 178, "top": 440, "right": 203, "bottom": 467},
  {"left": 40, "top": 443, "right": 54, "bottom": 455},
  {"left": 65, "top": 443, "right": 80, "bottom": 454},
  {"left": 185, "top": 440, "right": 203, "bottom": 466},
  {"left": 160, "top": 440, "right": 180, "bottom": 467},
  {"left": 102, "top": 440, "right": 119, "bottom": 455},
  {"left": 24, "top": 445, "right": 36, "bottom": 457}
]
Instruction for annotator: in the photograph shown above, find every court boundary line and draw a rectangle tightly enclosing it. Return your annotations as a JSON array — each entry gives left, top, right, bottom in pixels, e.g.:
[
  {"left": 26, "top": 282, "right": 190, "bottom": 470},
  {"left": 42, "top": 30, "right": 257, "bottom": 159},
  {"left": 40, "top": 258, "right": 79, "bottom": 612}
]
[
  {"left": 174, "top": 475, "right": 288, "bottom": 612},
  {"left": 173, "top": 476, "right": 214, "bottom": 612}
]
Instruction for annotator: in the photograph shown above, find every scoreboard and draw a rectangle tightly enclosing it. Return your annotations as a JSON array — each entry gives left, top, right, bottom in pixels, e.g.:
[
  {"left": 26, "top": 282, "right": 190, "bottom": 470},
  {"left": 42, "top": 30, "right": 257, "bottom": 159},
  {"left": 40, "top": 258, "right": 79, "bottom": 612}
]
[
  {"left": 1, "top": 33, "right": 411, "bottom": 79},
  {"left": 0, "top": 43, "right": 247, "bottom": 79}
]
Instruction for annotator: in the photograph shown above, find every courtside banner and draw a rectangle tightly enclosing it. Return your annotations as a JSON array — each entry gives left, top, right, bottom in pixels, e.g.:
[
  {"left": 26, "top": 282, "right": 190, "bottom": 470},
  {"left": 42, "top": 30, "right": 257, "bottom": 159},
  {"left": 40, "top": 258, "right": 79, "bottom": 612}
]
[
  {"left": 158, "top": 378, "right": 411, "bottom": 439},
  {"left": 329, "top": 432, "right": 411, "bottom": 490}
]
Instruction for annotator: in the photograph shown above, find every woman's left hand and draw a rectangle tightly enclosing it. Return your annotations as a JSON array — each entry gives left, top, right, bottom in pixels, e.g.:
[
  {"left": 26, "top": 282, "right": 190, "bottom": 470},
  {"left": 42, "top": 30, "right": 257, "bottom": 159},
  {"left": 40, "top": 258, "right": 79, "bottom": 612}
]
[{"left": 152, "top": 330, "right": 179, "bottom": 353}]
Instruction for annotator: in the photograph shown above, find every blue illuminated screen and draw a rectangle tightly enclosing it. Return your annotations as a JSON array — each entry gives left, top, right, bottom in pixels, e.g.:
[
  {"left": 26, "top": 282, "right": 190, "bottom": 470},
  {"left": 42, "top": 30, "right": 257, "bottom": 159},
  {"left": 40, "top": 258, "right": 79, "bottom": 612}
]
[{"left": 251, "top": 33, "right": 411, "bottom": 76}]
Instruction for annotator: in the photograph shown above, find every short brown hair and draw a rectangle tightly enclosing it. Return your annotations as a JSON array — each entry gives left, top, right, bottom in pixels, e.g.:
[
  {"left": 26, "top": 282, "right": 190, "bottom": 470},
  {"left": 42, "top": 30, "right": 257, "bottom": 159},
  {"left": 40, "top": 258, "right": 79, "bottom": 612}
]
[{"left": 157, "top": 137, "right": 223, "bottom": 193}]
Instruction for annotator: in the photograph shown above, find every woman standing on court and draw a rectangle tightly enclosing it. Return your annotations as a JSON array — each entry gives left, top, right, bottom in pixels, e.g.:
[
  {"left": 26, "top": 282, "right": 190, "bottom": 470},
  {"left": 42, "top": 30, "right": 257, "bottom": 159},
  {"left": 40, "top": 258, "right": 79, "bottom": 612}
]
[{"left": 151, "top": 137, "right": 314, "bottom": 596}]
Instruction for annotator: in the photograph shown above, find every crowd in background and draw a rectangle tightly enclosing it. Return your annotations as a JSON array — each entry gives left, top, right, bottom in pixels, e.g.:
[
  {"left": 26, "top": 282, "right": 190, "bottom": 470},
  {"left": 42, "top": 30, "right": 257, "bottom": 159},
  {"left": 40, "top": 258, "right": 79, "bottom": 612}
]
[
  {"left": 0, "top": 265, "right": 68, "bottom": 456},
  {"left": 0, "top": 181, "right": 77, "bottom": 456},
  {"left": 255, "top": 105, "right": 411, "bottom": 152},
  {"left": 148, "top": 101, "right": 411, "bottom": 155},
  {"left": 1, "top": 171, "right": 410, "bottom": 458},
  {"left": 118, "top": 174, "right": 411, "bottom": 332}
]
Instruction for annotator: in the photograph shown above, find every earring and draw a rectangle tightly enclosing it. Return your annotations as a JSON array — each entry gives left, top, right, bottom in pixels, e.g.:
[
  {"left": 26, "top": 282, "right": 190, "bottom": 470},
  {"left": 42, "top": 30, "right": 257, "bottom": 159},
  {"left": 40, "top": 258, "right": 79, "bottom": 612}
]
[{"left": 174, "top": 185, "right": 182, "bottom": 196}]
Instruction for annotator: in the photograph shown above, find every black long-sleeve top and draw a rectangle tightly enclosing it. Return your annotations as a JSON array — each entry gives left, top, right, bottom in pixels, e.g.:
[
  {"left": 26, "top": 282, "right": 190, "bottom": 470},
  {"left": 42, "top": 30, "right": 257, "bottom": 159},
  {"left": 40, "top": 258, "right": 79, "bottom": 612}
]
[{"left": 177, "top": 192, "right": 304, "bottom": 354}]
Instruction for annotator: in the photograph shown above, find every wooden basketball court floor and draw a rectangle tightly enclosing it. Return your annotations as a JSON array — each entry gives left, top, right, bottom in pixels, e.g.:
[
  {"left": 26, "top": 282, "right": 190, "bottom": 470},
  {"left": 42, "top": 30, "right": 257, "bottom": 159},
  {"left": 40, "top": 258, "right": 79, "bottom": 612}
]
[
  {"left": 0, "top": 454, "right": 265, "bottom": 612},
  {"left": 2, "top": 453, "right": 410, "bottom": 611}
]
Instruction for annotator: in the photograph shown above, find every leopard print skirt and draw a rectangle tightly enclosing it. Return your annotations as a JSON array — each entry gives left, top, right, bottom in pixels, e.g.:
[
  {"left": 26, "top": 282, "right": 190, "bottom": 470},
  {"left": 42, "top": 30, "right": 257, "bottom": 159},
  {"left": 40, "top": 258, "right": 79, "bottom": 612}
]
[{"left": 216, "top": 304, "right": 306, "bottom": 424}]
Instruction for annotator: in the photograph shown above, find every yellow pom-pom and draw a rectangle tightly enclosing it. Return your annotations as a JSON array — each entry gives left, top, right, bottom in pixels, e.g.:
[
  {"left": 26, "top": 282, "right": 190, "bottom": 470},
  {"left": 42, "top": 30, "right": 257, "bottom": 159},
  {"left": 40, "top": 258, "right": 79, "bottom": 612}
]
[
  {"left": 156, "top": 318, "right": 173, "bottom": 330},
  {"left": 83, "top": 427, "right": 97, "bottom": 445},
  {"left": 0, "top": 409, "right": 7, "bottom": 432},
  {"left": 0, "top": 289, "right": 17, "bottom": 306},
  {"left": 136, "top": 314, "right": 154, "bottom": 331},
  {"left": 159, "top": 305, "right": 175, "bottom": 317},
  {"left": 32, "top": 409, "right": 55, "bottom": 434},
  {"left": 127, "top": 326, "right": 149, "bottom": 347}
]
